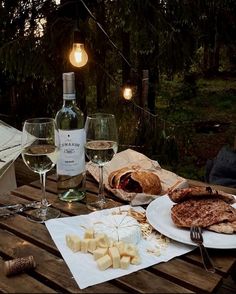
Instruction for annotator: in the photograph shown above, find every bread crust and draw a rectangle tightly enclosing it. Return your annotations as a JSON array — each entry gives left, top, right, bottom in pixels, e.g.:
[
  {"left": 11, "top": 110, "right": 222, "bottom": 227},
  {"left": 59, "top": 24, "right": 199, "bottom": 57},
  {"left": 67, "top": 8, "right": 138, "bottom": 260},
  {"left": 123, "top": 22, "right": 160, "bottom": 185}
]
[
  {"left": 130, "top": 171, "right": 162, "bottom": 195},
  {"left": 108, "top": 167, "right": 162, "bottom": 195},
  {"left": 108, "top": 167, "right": 133, "bottom": 188}
]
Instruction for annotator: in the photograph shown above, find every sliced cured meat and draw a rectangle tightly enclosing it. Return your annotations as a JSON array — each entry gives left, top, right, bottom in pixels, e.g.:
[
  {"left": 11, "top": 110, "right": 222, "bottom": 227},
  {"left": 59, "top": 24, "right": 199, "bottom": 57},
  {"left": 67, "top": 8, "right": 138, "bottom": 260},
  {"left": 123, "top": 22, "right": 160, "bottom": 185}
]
[
  {"left": 171, "top": 198, "right": 236, "bottom": 228},
  {"left": 168, "top": 186, "right": 235, "bottom": 204}
]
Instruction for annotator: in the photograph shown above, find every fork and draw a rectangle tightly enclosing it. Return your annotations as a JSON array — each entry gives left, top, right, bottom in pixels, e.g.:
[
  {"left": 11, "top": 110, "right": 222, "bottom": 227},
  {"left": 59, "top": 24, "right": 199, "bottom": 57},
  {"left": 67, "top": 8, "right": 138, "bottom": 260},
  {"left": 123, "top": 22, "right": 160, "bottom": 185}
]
[
  {"left": 0, "top": 201, "right": 42, "bottom": 218},
  {"left": 190, "top": 226, "right": 215, "bottom": 273}
]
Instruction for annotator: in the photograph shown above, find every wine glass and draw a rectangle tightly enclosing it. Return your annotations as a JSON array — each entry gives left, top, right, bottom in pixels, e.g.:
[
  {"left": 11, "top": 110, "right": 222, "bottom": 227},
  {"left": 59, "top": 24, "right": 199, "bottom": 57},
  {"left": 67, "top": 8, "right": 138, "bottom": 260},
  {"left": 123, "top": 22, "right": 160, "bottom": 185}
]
[
  {"left": 85, "top": 113, "right": 118, "bottom": 210},
  {"left": 21, "top": 118, "right": 60, "bottom": 222}
]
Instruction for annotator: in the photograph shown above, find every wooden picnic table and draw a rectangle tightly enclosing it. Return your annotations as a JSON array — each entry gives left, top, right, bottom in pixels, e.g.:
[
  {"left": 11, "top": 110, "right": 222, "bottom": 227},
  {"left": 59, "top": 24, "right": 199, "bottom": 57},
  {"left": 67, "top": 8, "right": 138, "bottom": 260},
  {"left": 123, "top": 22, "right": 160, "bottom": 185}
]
[{"left": 0, "top": 171, "right": 235, "bottom": 293}]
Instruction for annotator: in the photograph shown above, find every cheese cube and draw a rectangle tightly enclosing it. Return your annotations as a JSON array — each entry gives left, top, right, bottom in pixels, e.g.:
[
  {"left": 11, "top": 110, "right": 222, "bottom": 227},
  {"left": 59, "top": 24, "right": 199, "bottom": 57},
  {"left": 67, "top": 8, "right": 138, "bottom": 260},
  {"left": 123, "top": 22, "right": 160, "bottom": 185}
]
[
  {"left": 88, "top": 239, "right": 97, "bottom": 253},
  {"left": 93, "top": 247, "right": 108, "bottom": 260},
  {"left": 65, "top": 235, "right": 81, "bottom": 252},
  {"left": 121, "top": 244, "right": 138, "bottom": 258},
  {"left": 109, "top": 239, "right": 115, "bottom": 247},
  {"left": 108, "top": 247, "right": 120, "bottom": 268},
  {"left": 95, "top": 233, "right": 109, "bottom": 248},
  {"left": 80, "top": 239, "right": 90, "bottom": 253},
  {"left": 120, "top": 256, "right": 130, "bottom": 269},
  {"left": 115, "top": 241, "right": 125, "bottom": 255},
  {"left": 131, "top": 254, "right": 141, "bottom": 265},
  {"left": 97, "top": 254, "right": 112, "bottom": 271},
  {"left": 84, "top": 228, "right": 94, "bottom": 239}
]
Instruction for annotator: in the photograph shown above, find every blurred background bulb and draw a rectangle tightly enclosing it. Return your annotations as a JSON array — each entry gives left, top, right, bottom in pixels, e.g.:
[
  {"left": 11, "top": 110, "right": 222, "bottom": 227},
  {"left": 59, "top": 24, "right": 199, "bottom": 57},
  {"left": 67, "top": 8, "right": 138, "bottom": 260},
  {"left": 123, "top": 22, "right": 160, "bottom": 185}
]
[
  {"left": 69, "top": 43, "right": 88, "bottom": 68},
  {"left": 123, "top": 87, "right": 133, "bottom": 100}
]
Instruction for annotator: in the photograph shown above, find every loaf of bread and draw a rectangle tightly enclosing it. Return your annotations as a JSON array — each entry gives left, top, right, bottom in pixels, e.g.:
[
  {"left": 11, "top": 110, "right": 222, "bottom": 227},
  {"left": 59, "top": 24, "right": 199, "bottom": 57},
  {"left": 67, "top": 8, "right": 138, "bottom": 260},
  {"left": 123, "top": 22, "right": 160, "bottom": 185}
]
[{"left": 108, "top": 167, "right": 162, "bottom": 195}]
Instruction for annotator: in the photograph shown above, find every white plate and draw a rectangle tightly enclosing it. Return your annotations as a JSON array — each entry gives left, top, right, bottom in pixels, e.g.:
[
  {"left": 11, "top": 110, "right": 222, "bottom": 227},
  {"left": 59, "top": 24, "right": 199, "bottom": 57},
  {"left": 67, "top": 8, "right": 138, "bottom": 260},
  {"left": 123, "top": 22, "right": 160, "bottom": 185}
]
[{"left": 146, "top": 195, "right": 236, "bottom": 249}]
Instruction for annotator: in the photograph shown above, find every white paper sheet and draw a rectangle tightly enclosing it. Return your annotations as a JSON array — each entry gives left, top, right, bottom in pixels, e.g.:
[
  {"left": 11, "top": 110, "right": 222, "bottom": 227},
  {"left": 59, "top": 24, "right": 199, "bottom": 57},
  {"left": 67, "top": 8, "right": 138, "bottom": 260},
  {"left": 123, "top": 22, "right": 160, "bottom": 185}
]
[
  {"left": 45, "top": 205, "right": 194, "bottom": 289},
  {"left": 0, "top": 121, "right": 22, "bottom": 178}
]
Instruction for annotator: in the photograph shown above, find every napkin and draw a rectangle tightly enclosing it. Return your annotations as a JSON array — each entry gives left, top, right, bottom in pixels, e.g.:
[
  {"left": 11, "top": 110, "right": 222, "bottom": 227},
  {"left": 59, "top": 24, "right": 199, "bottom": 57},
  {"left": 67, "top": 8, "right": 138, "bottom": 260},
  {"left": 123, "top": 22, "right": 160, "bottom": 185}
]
[
  {"left": 0, "top": 121, "right": 22, "bottom": 178},
  {"left": 45, "top": 205, "right": 194, "bottom": 289},
  {"left": 86, "top": 149, "right": 188, "bottom": 205}
]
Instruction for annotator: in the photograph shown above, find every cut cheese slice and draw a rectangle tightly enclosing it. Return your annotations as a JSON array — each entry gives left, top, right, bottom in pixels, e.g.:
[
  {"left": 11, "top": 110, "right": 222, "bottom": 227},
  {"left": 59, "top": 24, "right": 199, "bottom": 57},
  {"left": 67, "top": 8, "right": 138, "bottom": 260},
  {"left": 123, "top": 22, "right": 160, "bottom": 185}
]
[
  {"left": 84, "top": 228, "right": 94, "bottom": 239},
  {"left": 81, "top": 239, "right": 90, "bottom": 253},
  {"left": 94, "top": 215, "right": 141, "bottom": 244},
  {"left": 108, "top": 247, "right": 120, "bottom": 268},
  {"left": 97, "top": 254, "right": 112, "bottom": 271},
  {"left": 93, "top": 247, "right": 108, "bottom": 260},
  {"left": 65, "top": 235, "right": 81, "bottom": 252},
  {"left": 88, "top": 239, "right": 97, "bottom": 253},
  {"left": 120, "top": 256, "right": 130, "bottom": 269}
]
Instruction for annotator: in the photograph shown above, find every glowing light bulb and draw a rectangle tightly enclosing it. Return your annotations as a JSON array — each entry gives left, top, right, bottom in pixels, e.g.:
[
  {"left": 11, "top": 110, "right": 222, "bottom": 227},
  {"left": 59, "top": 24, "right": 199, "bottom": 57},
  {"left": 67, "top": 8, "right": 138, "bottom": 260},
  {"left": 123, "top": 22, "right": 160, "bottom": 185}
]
[
  {"left": 69, "top": 43, "right": 88, "bottom": 67},
  {"left": 123, "top": 87, "right": 133, "bottom": 100}
]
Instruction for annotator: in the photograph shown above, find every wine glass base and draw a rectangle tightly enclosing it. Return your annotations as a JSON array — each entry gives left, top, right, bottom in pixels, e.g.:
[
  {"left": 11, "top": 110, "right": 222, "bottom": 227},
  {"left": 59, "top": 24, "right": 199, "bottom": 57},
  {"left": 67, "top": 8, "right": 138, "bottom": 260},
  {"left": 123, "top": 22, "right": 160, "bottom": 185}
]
[
  {"left": 27, "top": 207, "right": 60, "bottom": 223},
  {"left": 86, "top": 200, "right": 107, "bottom": 211}
]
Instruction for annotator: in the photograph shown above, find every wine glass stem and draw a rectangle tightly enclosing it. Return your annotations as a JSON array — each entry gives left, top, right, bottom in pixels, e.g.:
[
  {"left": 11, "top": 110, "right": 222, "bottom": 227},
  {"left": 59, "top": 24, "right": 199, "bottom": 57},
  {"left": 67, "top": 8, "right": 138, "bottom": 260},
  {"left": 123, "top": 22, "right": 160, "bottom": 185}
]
[
  {"left": 98, "top": 165, "right": 105, "bottom": 203},
  {"left": 39, "top": 172, "right": 49, "bottom": 209}
]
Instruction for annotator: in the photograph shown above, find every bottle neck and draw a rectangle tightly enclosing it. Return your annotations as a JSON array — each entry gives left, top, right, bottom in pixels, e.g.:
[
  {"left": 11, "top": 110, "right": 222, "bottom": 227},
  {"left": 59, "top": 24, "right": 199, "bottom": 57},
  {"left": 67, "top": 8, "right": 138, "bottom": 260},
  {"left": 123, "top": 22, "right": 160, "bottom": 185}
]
[{"left": 63, "top": 94, "right": 76, "bottom": 106}]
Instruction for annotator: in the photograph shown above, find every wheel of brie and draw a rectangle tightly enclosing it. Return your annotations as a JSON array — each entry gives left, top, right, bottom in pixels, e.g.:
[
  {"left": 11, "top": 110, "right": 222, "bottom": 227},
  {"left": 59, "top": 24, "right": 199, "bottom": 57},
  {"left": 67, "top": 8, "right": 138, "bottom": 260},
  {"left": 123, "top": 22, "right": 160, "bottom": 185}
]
[{"left": 93, "top": 215, "right": 142, "bottom": 244}]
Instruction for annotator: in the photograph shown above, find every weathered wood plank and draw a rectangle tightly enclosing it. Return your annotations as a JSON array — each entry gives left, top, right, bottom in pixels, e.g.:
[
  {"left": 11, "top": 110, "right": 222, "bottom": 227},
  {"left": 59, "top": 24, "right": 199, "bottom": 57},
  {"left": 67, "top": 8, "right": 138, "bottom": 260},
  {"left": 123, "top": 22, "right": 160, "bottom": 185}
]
[
  {"left": 0, "top": 229, "right": 129, "bottom": 293},
  {"left": 11, "top": 184, "right": 122, "bottom": 214},
  {"left": 151, "top": 258, "right": 222, "bottom": 293},
  {"left": 0, "top": 213, "right": 58, "bottom": 255},
  {"left": 0, "top": 259, "right": 56, "bottom": 293},
  {"left": 183, "top": 250, "right": 236, "bottom": 276},
  {"left": 115, "top": 270, "right": 194, "bottom": 293}
]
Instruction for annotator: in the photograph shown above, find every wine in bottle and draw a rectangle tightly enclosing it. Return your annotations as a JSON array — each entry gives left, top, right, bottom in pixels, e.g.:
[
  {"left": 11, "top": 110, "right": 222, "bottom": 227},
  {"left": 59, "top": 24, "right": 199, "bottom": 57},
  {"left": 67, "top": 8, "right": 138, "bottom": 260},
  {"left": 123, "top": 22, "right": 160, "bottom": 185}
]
[{"left": 55, "top": 72, "right": 86, "bottom": 202}]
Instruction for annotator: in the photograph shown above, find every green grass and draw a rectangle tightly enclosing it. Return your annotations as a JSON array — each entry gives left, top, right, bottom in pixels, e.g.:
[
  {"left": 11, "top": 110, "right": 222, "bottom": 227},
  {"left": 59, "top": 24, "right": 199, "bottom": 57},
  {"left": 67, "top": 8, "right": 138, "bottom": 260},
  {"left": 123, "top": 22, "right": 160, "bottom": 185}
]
[{"left": 124, "top": 76, "right": 236, "bottom": 181}]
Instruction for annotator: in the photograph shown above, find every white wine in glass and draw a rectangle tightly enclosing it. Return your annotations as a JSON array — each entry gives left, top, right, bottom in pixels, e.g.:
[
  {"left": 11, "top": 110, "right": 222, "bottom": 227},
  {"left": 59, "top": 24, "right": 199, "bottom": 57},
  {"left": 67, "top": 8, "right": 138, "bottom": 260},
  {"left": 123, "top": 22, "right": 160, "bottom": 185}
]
[
  {"left": 85, "top": 113, "right": 118, "bottom": 210},
  {"left": 21, "top": 118, "right": 60, "bottom": 222}
]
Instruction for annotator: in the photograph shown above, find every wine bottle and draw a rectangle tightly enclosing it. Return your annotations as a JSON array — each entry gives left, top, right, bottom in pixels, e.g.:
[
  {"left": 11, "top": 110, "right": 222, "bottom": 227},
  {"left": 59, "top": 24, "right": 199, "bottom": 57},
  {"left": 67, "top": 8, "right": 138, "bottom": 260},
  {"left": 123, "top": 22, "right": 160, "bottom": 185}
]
[{"left": 55, "top": 72, "right": 86, "bottom": 202}]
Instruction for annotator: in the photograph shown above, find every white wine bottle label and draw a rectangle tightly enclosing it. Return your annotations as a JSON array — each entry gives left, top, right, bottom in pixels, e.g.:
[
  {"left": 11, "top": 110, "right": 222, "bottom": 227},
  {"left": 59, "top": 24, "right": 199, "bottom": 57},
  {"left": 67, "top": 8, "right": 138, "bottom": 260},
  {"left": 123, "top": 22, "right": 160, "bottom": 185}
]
[{"left": 57, "top": 129, "right": 85, "bottom": 176}]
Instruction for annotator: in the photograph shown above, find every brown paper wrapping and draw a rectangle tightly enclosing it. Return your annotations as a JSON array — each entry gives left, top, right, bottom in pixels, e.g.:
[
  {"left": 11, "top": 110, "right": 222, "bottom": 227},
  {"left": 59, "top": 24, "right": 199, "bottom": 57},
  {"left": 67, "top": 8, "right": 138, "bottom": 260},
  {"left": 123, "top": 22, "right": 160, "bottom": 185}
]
[{"left": 86, "top": 149, "right": 188, "bottom": 205}]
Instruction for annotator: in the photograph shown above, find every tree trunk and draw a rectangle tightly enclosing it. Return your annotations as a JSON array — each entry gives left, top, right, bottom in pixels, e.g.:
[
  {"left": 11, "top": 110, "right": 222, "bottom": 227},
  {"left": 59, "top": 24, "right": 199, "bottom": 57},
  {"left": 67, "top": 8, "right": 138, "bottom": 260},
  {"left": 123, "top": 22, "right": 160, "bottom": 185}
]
[
  {"left": 95, "top": 2, "right": 106, "bottom": 109},
  {"left": 75, "top": 71, "right": 87, "bottom": 116},
  {"left": 122, "top": 31, "right": 130, "bottom": 85},
  {"left": 142, "top": 70, "right": 149, "bottom": 108}
]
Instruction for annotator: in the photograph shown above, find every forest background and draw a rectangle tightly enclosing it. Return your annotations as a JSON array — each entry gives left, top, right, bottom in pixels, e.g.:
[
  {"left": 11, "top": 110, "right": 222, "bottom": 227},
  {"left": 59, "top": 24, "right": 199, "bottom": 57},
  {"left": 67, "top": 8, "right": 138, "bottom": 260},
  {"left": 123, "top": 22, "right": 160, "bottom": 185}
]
[{"left": 1, "top": 0, "right": 236, "bottom": 182}]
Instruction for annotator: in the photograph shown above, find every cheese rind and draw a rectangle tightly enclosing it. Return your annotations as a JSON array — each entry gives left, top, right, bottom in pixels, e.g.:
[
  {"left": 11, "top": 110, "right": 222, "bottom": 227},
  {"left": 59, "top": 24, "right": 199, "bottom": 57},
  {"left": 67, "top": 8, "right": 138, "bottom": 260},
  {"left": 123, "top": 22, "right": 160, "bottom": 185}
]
[{"left": 94, "top": 215, "right": 141, "bottom": 244}]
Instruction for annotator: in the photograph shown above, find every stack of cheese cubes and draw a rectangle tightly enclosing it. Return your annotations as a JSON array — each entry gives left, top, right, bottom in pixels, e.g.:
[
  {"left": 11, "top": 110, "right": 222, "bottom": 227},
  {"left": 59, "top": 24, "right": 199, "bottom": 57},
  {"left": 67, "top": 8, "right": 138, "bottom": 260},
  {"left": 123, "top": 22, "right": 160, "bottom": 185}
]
[{"left": 66, "top": 228, "right": 141, "bottom": 271}]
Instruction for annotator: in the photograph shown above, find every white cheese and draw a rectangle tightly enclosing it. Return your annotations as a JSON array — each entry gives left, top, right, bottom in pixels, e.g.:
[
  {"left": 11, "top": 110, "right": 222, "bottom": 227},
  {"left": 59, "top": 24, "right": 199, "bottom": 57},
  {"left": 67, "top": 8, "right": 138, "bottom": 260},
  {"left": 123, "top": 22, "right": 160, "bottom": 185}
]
[
  {"left": 80, "top": 239, "right": 90, "bottom": 253},
  {"left": 88, "top": 239, "right": 97, "bottom": 253},
  {"left": 93, "top": 215, "right": 142, "bottom": 245},
  {"left": 108, "top": 247, "right": 120, "bottom": 268},
  {"left": 97, "top": 254, "right": 112, "bottom": 271},
  {"left": 84, "top": 228, "right": 94, "bottom": 239},
  {"left": 65, "top": 235, "right": 81, "bottom": 252},
  {"left": 120, "top": 256, "right": 130, "bottom": 269}
]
